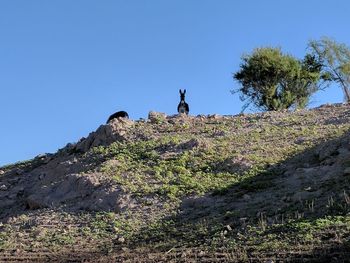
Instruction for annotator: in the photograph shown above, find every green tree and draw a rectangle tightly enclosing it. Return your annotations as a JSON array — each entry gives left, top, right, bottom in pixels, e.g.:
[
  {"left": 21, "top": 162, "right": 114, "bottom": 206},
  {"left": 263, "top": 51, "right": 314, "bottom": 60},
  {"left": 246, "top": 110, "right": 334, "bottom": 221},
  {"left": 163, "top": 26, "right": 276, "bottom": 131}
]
[
  {"left": 233, "top": 47, "right": 325, "bottom": 111},
  {"left": 308, "top": 37, "right": 350, "bottom": 102}
]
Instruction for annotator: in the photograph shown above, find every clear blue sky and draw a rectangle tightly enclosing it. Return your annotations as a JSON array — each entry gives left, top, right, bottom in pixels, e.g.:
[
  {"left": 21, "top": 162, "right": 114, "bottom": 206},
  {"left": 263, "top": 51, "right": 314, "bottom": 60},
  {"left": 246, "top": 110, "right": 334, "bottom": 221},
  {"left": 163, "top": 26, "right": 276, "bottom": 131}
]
[{"left": 1, "top": 0, "right": 349, "bottom": 166}]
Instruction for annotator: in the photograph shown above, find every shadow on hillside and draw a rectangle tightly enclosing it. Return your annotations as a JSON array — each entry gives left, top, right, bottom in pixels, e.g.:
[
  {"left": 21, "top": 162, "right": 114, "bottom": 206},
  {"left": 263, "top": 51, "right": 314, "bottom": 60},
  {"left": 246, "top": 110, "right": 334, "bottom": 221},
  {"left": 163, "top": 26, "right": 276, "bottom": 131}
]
[{"left": 132, "top": 129, "right": 350, "bottom": 260}]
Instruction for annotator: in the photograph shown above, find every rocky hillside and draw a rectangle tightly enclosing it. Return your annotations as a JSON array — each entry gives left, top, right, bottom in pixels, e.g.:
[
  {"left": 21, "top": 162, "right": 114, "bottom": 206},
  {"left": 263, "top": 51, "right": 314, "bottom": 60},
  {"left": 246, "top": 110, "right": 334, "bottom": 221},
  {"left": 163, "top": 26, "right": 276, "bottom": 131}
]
[{"left": 1, "top": 104, "right": 350, "bottom": 262}]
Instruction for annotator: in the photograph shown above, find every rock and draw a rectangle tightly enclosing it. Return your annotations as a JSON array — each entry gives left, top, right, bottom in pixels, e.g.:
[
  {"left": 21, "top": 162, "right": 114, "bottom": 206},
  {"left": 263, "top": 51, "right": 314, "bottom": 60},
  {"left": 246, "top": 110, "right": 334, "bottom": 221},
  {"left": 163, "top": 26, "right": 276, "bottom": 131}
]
[
  {"left": 198, "top": 251, "right": 205, "bottom": 257},
  {"left": 34, "top": 154, "right": 53, "bottom": 163},
  {"left": 0, "top": 185, "right": 7, "bottom": 191},
  {"left": 218, "top": 156, "right": 253, "bottom": 173},
  {"left": 208, "top": 114, "right": 222, "bottom": 119},
  {"left": 35, "top": 153, "right": 47, "bottom": 159},
  {"left": 75, "top": 118, "right": 134, "bottom": 153},
  {"left": 0, "top": 170, "right": 4, "bottom": 175},
  {"left": 176, "top": 138, "right": 211, "bottom": 152},
  {"left": 178, "top": 139, "right": 199, "bottom": 150},
  {"left": 117, "top": 236, "right": 125, "bottom": 243},
  {"left": 304, "top": 186, "right": 312, "bottom": 191},
  {"left": 294, "top": 137, "right": 306, "bottom": 145},
  {"left": 343, "top": 167, "right": 350, "bottom": 175},
  {"left": 224, "top": 224, "right": 232, "bottom": 232},
  {"left": 148, "top": 111, "right": 167, "bottom": 123}
]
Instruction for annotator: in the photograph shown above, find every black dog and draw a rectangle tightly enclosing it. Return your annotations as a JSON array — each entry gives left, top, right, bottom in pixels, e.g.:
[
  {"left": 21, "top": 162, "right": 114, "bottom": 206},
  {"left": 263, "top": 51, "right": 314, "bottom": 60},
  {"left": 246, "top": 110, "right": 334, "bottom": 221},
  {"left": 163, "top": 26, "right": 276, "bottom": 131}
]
[
  {"left": 106, "top": 111, "right": 129, "bottom": 123},
  {"left": 177, "top": 89, "right": 189, "bottom": 114}
]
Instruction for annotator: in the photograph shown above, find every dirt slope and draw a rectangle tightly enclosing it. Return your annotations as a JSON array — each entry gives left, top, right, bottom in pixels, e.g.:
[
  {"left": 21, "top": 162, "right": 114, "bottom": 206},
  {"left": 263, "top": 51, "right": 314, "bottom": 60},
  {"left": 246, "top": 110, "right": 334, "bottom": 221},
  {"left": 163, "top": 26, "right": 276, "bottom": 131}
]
[{"left": 0, "top": 104, "right": 350, "bottom": 262}]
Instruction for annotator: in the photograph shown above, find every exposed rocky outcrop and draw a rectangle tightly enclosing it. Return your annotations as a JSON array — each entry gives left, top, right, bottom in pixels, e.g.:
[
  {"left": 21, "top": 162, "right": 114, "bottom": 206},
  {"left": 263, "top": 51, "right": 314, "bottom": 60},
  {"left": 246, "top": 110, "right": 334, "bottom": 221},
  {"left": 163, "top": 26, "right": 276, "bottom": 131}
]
[
  {"left": 75, "top": 118, "right": 135, "bottom": 153},
  {"left": 148, "top": 111, "right": 167, "bottom": 123},
  {"left": 0, "top": 118, "right": 137, "bottom": 216}
]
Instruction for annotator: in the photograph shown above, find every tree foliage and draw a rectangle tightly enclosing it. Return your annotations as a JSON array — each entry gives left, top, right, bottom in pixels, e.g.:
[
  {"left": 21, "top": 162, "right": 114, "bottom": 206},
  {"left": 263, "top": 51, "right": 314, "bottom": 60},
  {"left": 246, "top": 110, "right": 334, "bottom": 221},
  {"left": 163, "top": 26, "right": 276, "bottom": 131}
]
[
  {"left": 308, "top": 37, "right": 350, "bottom": 102},
  {"left": 233, "top": 47, "right": 325, "bottom": 111}
]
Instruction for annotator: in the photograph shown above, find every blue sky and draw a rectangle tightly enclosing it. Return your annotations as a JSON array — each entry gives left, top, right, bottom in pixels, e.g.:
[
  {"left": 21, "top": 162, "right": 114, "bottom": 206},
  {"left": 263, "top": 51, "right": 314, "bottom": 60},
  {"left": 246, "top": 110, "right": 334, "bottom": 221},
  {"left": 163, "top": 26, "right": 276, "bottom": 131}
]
[{"left": 1, "top": 0, "right": 349, "bottom": 166}]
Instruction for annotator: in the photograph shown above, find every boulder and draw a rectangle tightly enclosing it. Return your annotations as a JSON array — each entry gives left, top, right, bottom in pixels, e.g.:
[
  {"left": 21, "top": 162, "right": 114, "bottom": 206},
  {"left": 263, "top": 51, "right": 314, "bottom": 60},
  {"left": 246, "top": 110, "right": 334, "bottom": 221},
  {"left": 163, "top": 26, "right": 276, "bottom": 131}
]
[
  {"left": 218, "top": 156, "right": 253, "bottom": 173},
  {"left": 148, "top": 111, "right": 167, "bottom": 123},
  {"left": 75, "top": 118, "right": 134, "bottom": 153}
]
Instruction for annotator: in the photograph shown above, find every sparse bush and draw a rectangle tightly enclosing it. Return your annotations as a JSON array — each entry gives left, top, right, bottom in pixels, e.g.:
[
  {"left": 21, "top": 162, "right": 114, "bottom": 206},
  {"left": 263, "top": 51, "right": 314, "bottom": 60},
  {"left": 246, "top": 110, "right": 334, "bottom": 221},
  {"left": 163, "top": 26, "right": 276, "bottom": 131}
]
[{"left": 308, "top": 37, "right": 350, "bottom": 102}]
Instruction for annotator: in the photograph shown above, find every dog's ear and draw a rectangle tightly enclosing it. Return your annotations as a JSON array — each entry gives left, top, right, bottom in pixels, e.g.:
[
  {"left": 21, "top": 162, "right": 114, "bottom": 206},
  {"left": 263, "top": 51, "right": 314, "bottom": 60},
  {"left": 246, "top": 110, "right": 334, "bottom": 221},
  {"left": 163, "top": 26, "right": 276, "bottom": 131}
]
[
  {"left": 184, "top": 89, "right": 186, "bottom": 94},
  {"left": 179, "top": 89, "right": 182, "bottom": 94}
]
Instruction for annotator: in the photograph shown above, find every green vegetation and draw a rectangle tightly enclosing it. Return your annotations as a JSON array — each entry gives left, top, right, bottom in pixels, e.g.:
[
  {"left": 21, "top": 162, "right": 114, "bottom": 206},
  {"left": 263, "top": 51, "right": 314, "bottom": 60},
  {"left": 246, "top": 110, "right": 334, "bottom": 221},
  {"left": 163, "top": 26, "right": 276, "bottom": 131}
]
[
  {"left": 233, "top": 37, "right": 350, "bottom": 112},
  {"left": 92, "top": 116, "right": 347, "bottom": 202},
  {"left": 238, "top": 216, "right": 350, "bottom": 253},
  {"left": 309, "top": 37, "right": 350, "bottom": 102},
  {"left": 233, "top": 47, "right": 326, "bottom": 111}
]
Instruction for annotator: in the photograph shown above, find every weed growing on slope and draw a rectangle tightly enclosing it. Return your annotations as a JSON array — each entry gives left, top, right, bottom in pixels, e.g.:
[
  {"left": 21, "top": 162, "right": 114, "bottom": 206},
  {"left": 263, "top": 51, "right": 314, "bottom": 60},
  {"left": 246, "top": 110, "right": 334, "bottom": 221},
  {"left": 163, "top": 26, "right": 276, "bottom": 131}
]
[{"left": 88, "top": 117, "right": 350, "bottom": 204}]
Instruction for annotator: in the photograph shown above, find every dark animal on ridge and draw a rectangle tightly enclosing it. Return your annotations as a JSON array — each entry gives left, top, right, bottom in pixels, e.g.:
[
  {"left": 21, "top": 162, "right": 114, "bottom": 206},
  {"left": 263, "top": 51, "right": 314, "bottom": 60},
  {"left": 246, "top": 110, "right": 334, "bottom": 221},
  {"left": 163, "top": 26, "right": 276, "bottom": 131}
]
[
  {"left": 106, "top": 111, "right": 129, "bottom": 123},
  {"left": 177, "top": 89, "right": 189, "bottom": 115}
]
